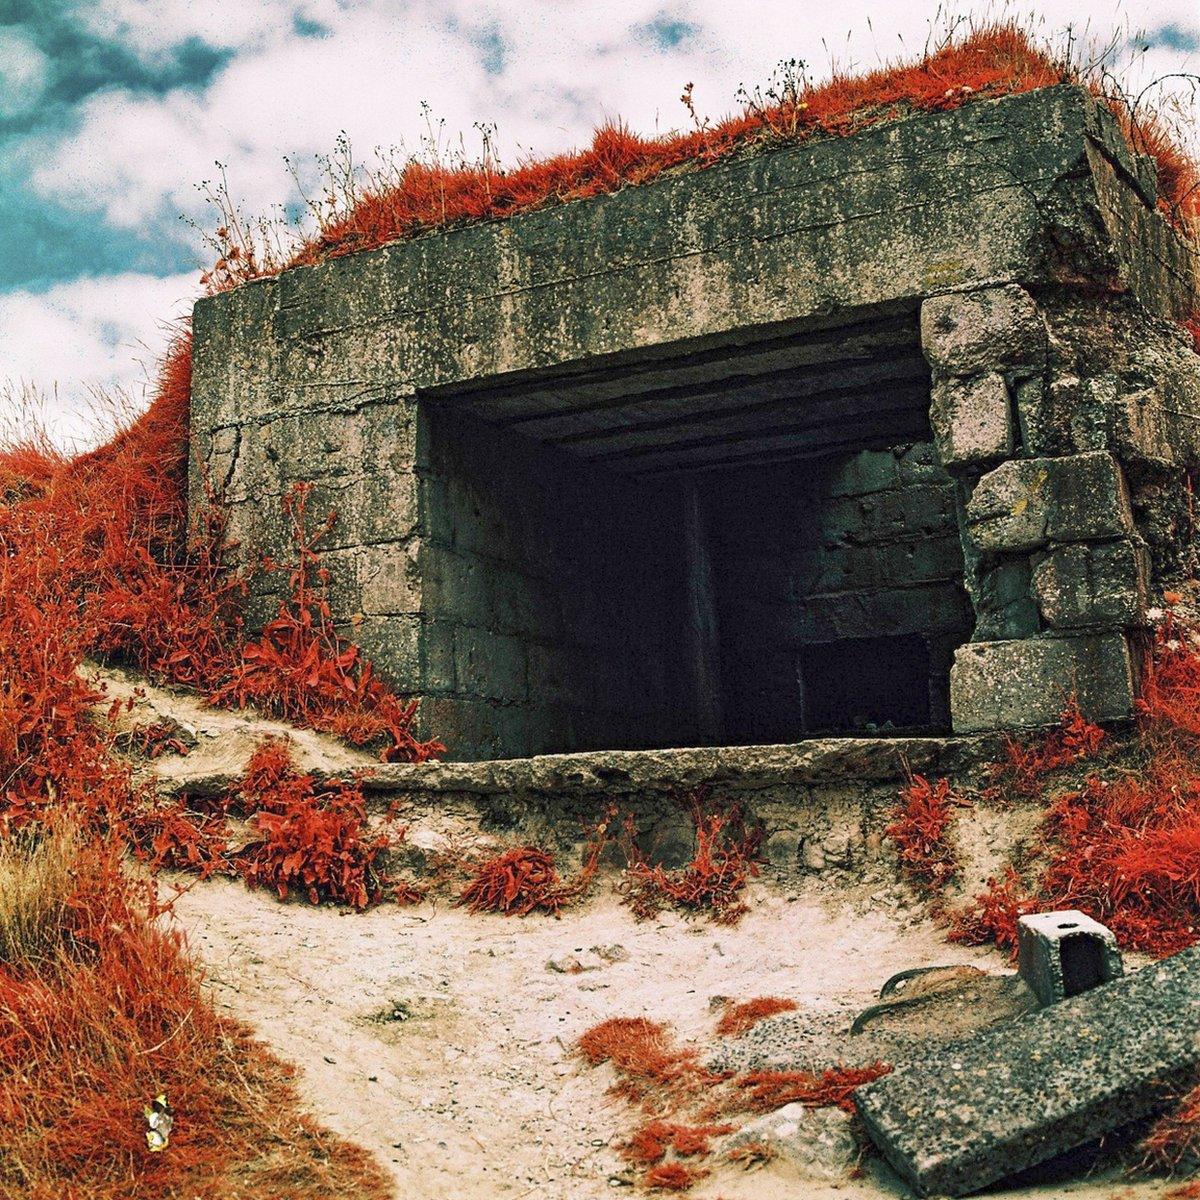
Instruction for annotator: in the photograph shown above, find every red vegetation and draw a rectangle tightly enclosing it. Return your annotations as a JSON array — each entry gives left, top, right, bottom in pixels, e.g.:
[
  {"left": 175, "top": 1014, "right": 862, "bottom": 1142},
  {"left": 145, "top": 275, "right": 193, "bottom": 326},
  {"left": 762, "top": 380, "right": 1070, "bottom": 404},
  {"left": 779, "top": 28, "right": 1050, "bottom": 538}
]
[
  {"left": 207, "top": 24, "right": 1199, "bottom": 293},
  {"left": 208, "top": 482, "right": 441, "bottom": 763},
  {"left": 642, "top": 1162, "right": 709, "bottom": 1192},
  {"left": 0, "top": 837, "right": 392, "bottom": 1200},
  {"left": 948, "top": 866, "right": 1035, "bottom": 957},
  {"left": 577, "top": 1009, "right": 889, "bottom": 1192},
  {"left": 733, "top": 1063, "right": 893, "bottom": 1114},
  {"left": 1141, "top": 1081, "right": 1200, "bottom": 1175},
  {"left": 623, "top": 1121, "right": 735, "bottom": 1165},
  {"left": 949, "top": 620, "right": 1200, "bottom": 959},
  {"left": 620, "top": 791, "right": 763, "bottom": 924},
  {"left": 715, "top": 996, "right": 799, "bottom": 1038},
  {"left": 576, "top": 1018, "right": 712, "bottom": 1097},
  {"left": 886, "top": 775, "right": 963, "bottom": 894},
  {"left": 990, "top": 697, "right": 1107, "bottom": 799},
  {"left": 232, "top": 741, "right": 396, "bottom": 909},
  {"left": 458, "top": 809, "right": 613, "bottom": 916}
]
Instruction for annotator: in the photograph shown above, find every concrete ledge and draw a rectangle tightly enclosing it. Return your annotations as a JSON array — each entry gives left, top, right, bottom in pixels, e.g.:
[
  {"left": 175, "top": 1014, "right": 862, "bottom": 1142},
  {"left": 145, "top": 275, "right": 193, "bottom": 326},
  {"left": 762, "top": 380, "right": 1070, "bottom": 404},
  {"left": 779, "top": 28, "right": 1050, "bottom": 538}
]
[{"left": 158, "top": 736, "right": 995, "bottom": 800}]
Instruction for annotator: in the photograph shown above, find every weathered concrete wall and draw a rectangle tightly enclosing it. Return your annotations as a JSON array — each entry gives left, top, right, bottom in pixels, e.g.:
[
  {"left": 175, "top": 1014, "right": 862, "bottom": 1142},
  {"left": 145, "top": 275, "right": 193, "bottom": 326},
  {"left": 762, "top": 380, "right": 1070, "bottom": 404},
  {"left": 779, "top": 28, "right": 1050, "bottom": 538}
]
[
  {"left": 189, "top": 83, "right": 1199, "bottom": 751},
  {"left": 923, "top": 283, "right": 1200, "bottom": 730},
  {"left": 705, "top": 444, "right": 972, "bottom": 739}
]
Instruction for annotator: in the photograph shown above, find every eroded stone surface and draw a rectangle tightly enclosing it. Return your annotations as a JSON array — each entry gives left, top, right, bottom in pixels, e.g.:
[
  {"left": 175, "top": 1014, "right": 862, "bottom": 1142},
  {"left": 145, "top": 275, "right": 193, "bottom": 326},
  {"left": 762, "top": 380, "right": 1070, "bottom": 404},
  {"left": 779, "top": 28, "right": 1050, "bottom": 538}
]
[{"left": 855, "top": 947, "right": 1200, "bottom": 1197}]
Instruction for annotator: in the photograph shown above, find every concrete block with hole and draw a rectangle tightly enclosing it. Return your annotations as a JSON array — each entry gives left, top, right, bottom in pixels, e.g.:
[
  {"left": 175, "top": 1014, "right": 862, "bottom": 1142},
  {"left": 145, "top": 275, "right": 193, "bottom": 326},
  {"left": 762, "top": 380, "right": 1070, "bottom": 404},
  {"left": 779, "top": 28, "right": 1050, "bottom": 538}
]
[{"left": 1016, "top": 910, "right": 1123, "bottom": 1007}]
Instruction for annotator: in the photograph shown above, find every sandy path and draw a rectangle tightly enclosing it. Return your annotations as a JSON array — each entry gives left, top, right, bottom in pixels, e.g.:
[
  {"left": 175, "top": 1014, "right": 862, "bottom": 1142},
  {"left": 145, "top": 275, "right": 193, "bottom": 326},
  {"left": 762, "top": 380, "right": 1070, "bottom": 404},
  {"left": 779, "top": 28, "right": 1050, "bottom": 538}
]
[{"left": 165, "top": 875, "right": 1173, "bottom": 1200}]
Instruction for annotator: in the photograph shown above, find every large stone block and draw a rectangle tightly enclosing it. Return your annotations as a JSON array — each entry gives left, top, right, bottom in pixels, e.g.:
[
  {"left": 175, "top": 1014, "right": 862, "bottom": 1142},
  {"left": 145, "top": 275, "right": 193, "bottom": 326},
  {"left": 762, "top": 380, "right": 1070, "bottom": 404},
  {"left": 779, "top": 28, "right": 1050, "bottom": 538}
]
[
  {"left": 1030, "top": 538, "right": 1147, "bottom": 629},
  {"left": 856, "top": 947, "right": 1200, "bottom": 1197},
  {"left": 920, "top": 284, "right": 1046, "bottom": 377},
  {"left": 950, "top": 632, "right": 1134, "bottom": 731},
  {"left": 965, "top": 452, "right": 1133, "bottom": 553},
  {"left": 929, "top": 372, "right": 1014, "bottom": 467}
]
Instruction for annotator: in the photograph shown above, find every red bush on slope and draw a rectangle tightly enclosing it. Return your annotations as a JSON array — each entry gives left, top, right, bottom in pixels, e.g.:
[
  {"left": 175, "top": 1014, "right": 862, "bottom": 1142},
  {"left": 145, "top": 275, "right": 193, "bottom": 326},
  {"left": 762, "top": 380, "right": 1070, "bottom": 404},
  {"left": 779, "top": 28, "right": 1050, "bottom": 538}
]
[{"left": 0, "top": 835, "right": 393, "bottom": 1200}]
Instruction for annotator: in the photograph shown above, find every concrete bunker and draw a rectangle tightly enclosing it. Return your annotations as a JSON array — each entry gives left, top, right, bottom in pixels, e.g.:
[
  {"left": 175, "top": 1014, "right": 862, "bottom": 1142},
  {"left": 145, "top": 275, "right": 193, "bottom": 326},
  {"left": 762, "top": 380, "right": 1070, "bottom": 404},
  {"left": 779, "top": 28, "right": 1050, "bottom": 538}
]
[
  {"left": 190, "top": 83, "right": 1200, "bottom": 760},
  {"left": 418, "top": 302, "right": 972, "bottom": 754}
]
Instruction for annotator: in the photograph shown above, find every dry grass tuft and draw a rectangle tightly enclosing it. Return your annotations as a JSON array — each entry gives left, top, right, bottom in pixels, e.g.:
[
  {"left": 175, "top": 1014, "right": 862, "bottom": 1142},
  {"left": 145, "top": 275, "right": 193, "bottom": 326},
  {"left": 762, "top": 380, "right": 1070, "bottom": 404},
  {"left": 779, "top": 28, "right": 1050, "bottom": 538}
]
[{"left": 0, "top": 824, "right": 77, "bottom": 967}]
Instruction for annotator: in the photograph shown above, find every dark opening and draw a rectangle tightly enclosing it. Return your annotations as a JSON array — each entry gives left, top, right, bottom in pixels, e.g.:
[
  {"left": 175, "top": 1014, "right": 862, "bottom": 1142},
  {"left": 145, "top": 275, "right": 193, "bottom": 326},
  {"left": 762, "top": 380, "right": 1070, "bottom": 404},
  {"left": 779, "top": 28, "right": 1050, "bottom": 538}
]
[
  {"left": 1060, "top": 934, "right": 1108, "bottom": 998},
  {"left": 424, "top": 303, "right": 975, "bottom": 759},
  {"left": 800, "top": 635, "right": 931, "bottom": 732}
]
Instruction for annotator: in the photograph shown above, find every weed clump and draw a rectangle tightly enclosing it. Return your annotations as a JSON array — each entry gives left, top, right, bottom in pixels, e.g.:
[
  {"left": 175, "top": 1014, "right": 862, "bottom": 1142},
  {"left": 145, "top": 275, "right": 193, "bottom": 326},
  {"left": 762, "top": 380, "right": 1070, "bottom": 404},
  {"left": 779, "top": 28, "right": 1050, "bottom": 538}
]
[
  {"left": 715, "top": 997, "right": 798, "bottom": 1038},
  {"left": 620, "top": 791, "right": 763, "bottom": 924},
  {"left": 886, "top": 775, "right": 964, "bottom": 895}
]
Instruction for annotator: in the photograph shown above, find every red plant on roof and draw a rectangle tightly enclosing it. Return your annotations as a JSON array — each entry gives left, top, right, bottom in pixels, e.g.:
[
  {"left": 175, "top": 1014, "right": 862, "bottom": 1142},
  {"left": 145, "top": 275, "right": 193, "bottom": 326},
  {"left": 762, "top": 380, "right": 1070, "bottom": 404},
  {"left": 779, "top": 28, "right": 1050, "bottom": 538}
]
[{"left": 201, "top": 24, "right": 1199, "bottom": 296}]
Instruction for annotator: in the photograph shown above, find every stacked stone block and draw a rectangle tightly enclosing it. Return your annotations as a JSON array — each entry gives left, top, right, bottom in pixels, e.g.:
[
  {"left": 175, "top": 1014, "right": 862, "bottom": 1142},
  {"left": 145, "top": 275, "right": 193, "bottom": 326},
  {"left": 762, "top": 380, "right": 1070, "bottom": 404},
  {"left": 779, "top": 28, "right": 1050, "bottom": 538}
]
[{"left": 923, "top": 284, "right": 1200, "bottom": 730}]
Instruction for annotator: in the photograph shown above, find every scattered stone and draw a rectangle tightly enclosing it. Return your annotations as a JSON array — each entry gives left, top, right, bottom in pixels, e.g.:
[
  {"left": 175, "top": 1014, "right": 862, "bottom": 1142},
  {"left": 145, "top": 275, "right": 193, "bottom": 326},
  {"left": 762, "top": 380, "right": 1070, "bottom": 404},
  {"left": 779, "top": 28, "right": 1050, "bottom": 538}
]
[
  {"left": 855, "top": 947, "right": 1200, "bottom": 1197},
  {"left": 721, "top": 1103, "right": 858, "bottom": 1181}
]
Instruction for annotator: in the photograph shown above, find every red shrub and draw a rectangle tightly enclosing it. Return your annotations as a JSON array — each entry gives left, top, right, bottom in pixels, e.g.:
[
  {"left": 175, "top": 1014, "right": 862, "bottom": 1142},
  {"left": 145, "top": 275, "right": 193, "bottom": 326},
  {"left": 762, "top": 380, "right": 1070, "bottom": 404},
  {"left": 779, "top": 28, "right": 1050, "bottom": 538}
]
[
  {"left": 620, "top": 791, "right": 762, "bottom": 924},
  {"left": 886, "top": 775, "right": 962, "bottom": 894},
  {"left": 715, "top": 997, "right": 798, "bottom": 1038},
  {"left": 232, "top": 741, "right": 395, "bottom": 910}
]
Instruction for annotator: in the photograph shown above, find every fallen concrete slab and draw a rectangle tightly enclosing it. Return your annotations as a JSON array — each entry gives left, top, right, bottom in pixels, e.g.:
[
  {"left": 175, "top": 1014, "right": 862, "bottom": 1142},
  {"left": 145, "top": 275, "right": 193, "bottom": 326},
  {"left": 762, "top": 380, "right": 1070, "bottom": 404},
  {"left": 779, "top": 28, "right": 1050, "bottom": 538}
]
[{"left": 855, "top": 945, "right": 1200, "bottom": 1197}]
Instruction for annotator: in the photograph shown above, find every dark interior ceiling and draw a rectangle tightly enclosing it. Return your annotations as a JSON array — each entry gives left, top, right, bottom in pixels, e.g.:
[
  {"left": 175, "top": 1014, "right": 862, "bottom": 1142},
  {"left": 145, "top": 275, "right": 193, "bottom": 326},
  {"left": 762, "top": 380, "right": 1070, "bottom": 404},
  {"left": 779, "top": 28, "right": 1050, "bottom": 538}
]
[{"left": 429, "top": 304, "right": 932, "bottom": 476}]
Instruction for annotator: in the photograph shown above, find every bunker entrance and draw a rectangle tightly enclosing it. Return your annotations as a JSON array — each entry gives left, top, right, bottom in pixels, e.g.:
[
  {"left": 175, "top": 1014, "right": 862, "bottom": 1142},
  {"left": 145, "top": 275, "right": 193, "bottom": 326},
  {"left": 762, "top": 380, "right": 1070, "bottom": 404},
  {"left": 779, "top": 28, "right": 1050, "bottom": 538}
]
[{"left": 424, "top": 305, "right": 974, "bottom": 759}]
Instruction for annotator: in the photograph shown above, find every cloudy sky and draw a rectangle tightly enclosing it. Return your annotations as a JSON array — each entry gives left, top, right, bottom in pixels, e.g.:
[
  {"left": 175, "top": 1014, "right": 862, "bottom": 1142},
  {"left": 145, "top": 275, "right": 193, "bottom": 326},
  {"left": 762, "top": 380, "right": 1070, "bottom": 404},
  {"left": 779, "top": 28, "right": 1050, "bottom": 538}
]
[{"left": 0, "top": 0, "right": 1196, "bottom": 445}]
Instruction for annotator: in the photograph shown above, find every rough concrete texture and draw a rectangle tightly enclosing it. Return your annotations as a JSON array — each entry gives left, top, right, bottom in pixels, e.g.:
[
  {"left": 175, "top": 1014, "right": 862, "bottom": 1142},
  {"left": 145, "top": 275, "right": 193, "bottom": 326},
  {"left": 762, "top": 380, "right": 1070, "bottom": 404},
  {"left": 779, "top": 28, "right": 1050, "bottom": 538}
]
[
  {"left": 950, "top": 632, "right": 1135, "bottom": 731},
  {"left": 855, "top": 947, "right": 1200, "bottom": 1198},
  {"left": 1016, "top": 910, "right": 1123, "bottom": 1006},
  {"left": 189, "top": 82, "right": 1200, "bottom": 751},
  {"left": 720, "top": 1105, "right": 858, "bottom": 1182}
]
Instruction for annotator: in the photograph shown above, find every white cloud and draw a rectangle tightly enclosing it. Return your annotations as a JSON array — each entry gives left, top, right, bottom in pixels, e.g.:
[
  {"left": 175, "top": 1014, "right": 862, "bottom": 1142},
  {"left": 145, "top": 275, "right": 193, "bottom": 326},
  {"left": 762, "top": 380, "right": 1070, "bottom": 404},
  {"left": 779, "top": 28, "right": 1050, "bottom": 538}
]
[
  {"left": 8, "top": 0, "right": 1200, "bottom": 443},
  {"left": 0, "top": 272, "right": 198, "bottom": 448},
  {"left": 0, "top": 26, "right": 49, "bottom": 119}
]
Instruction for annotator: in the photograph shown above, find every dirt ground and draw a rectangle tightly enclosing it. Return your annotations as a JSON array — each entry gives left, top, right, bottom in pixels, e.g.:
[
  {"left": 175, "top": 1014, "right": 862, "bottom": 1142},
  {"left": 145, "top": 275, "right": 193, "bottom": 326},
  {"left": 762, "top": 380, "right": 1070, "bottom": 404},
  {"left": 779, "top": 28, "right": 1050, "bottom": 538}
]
[{"left": 165, "top": 874, "right": 1177, "bottom": 1200}]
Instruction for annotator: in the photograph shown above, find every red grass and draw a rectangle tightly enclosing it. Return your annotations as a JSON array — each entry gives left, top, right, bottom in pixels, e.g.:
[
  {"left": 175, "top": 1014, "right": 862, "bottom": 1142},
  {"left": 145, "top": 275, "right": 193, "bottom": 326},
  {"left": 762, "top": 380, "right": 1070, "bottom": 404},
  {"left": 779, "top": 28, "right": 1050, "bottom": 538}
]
[
  {"left": 642, "top": 1162, "right": 709, "bottom": 1192},
  {"left": 947, "top": 866, "right": 1036, "bottom": 957},
  {"left": 715, "top": 997, "right": 798, "bottom": 1038},
  {"left": 886, "top": 775, "right": 962, "bottom": 894},
  {"left": 732, "top": 1063, "right": 893, "bottom": 1114},
  {"left": 0, "top": 837, "right": 393, "bottom": 1200},
  {"left": 577, "top": 1009, "right": 889, "bottom": 1193},
  {"left": 205, "top": 24, "right": 1199, "bottom": 294},
  {"left": 620, "top": 791, "right": 763, "bottom": 924},
  {"left": 1141, "top": 1081, "right": 1200, "bottom": 1175},
  {"left": 576, "top": 1018, "right": 713, "bottom": 1096}
]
